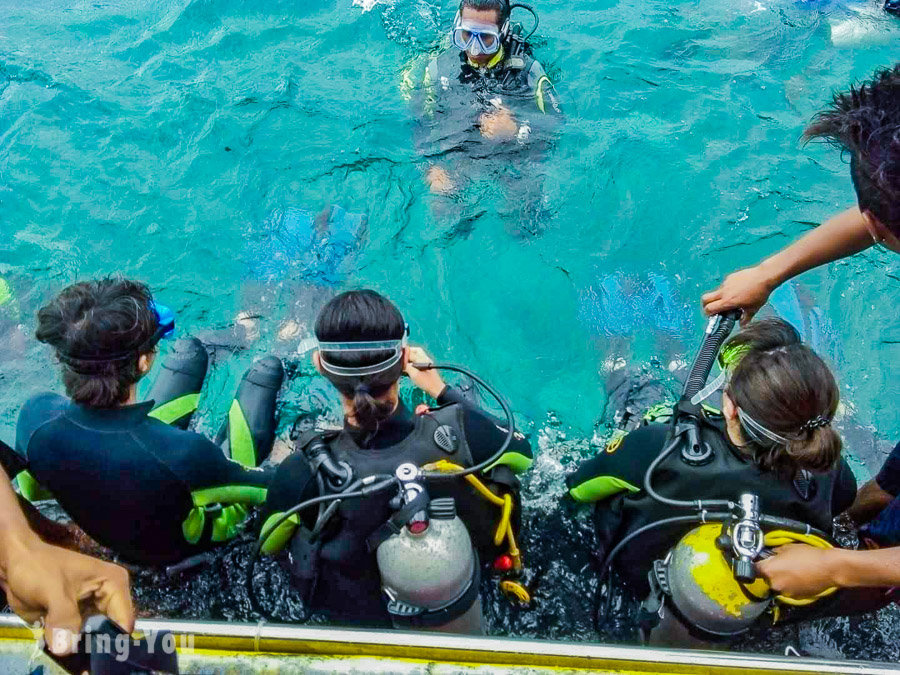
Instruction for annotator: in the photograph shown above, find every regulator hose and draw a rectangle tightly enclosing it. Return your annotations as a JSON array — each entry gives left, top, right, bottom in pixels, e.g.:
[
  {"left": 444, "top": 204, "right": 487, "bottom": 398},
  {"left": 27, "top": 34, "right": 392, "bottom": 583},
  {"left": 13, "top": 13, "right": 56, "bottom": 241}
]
[
  {"left": 509, "top": 3, "right": 539, "bottom": 40},
  {"left": 594, "top": 512, "right": 733, "bottom": 632},
  {"left": 411, "top": 363, "right": 516, "bottom": 480},
  {"left": 683, "top": 310, "right": 741, "bottom": 400},
  {"left": 247, "top": 475, "right": 397, "bottom": 618}
]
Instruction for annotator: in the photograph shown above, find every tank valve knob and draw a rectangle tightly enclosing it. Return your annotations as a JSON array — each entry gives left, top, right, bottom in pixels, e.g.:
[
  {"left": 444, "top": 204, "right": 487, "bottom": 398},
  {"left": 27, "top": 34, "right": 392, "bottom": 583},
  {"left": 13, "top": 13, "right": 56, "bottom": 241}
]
[
  {"left": 715, "top": 534, "right": 732, "bottom": 551},
  {"left": 734, "top": 559, "right": 756, "bottom": 584}
]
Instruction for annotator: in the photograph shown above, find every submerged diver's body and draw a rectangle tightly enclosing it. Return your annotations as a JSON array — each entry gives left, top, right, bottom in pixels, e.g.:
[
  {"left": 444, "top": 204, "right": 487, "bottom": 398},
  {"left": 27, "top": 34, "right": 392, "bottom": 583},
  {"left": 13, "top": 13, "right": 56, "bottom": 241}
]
[
  {"left": 416, "top": 0, "right": 560, "bottom": 230},
  {"left": 13, "top": 279, "right": 283, "bottom": 567},
  {"left": 200, "top": 204, "right": 367, "bottom": 359},
  {"left": 567, "top": 319, "right": 856, "bottom": 633},
  {"left": 261, "top": 290, "right": 533, "bottom": 627}
]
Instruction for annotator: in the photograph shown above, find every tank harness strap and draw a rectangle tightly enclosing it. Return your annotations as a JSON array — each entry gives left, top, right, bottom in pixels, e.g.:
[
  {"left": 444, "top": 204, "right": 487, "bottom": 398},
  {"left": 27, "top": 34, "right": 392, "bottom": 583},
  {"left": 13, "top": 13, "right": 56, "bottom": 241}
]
[
  {"left": 366, "top": 490, "right": 431, "bottom": 553},
  {"left": 391, "top": 552, "right": 482, "bottom": 629}
]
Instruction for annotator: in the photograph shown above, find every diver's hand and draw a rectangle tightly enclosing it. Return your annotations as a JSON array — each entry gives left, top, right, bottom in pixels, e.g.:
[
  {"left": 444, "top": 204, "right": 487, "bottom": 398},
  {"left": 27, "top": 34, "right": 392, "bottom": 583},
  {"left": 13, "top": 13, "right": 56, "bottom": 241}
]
[
  {"left": 756, "top": 544, "right": 842, "bottom": 598},
  {"left": 480, "top": 106, "right": 518, "bottom": 141},
  {"left": 0, "top": 534, "right": 134, "bottom": 654},
  {"left": 405, "top": 346, "right": 446, "bottom": 399},
  {"left": 426, "top": 166, "right": 456, "bottom": 195},
  {"left": 702, "top": 264, "right": 779, "bottom": 325}
]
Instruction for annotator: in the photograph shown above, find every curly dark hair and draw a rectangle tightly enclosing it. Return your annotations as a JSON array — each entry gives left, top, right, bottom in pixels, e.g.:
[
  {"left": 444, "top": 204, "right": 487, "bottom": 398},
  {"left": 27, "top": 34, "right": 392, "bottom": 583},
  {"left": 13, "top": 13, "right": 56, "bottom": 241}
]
[
  {"left": 36, "top": 277, "right": 159, "bottom": 408},
  {"left": 804, "top": 64, "right": 900, "bottom": 235}
]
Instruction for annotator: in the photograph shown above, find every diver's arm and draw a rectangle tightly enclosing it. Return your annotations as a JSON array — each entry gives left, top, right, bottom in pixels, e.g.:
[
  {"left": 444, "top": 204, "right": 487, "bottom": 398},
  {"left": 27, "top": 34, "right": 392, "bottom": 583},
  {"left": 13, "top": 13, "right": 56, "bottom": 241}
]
[
  {"left": 846, "top": 479, "right": 894, "bottom": 527},
  {"left": 259, "top": 454, "right": 318, "bottom": 554},
  {"left": 0, "top": 465, "right": 134, "bottom": 654},
  {"left": 702, "top": 207, "right": 872, "bottom": 323},
  {"left": 183, "top": 434, "right": 274, "bottom": 496},
  {"left": 566, "top": 424, "right": 667, "bottom": 502},
  {"left": 845, "top": 440, "right": 900, "bottom": 526},
  {"left": 438, "top": 385, "right": 534, "bottom": 473},
  {"left": 758, "top": 545, "right": 900, "bottom": 596}
]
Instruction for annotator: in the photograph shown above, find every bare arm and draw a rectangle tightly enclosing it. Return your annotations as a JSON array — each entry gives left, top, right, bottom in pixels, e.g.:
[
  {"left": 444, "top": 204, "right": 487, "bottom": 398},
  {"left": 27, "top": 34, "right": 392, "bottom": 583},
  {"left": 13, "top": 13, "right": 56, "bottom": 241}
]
[
  {"left": 758, "top": 544, "right": 900, "bottom": 598},
  {"left": 0, "top": 467, "right": 134, "bottom": 654},
  {"left": 703, "top": 207, "right": 873, "bottom": 323},
  {"left": 846, "top": 478, "right": 895, "bottom": 527}
]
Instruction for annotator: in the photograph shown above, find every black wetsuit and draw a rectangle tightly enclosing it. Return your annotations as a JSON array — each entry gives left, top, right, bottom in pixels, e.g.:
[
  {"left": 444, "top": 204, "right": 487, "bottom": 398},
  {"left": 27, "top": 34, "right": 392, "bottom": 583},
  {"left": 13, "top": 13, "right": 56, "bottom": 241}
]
[
  {"left": 12, "top": 339, "right": 283, "bottom": 567},
  {"left": 263, "top": 385, "right": 533, "bottom": 627},
  {"left": 15, "top": 394, "right": 271, "bottom": 566},
  {"left": 567, "top": 415, "right": 857, "bottom": 597},
  {"left": 417, "top": 45, "right": 560, "bottom": 160}
]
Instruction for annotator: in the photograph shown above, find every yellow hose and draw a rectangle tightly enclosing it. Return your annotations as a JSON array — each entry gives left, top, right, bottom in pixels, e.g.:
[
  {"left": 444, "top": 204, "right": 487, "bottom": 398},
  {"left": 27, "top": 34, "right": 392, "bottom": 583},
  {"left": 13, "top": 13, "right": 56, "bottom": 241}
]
[
  {"left": 763, "top": 530, "right": 839, "bottom": 607},
  {"left": 422, "top": 459, "right": 522, "bottom": 571}
]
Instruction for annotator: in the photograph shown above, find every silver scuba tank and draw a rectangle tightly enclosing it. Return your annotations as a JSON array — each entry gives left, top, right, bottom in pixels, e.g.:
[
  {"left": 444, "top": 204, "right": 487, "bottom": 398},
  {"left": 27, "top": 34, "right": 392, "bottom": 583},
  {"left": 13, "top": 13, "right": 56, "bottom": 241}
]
[{"left": 376, "top": 464, "right": 484, "bottom": 634}]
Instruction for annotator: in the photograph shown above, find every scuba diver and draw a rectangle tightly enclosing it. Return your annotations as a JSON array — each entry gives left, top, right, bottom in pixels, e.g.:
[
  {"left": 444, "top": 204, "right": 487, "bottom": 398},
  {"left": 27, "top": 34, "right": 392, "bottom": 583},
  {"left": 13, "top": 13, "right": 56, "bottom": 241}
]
[
  {"left": 259, "top": 290, "right": 534, "bottom": 630},
  {"left": 10, "top": 278, "right": 284, "bottom": 567},
  {"left": 413, "top": 0, "right": 560, "bottom": 237},
  {"left": 567, "top": 317, "right": 857, "bottom": 644}
]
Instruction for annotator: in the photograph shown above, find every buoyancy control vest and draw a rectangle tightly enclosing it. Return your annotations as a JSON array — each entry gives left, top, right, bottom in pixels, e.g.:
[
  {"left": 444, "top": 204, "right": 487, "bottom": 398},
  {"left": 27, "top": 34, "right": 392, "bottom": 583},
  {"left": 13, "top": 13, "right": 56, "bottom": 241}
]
[
  {"left": 595, "top": 413, "right": 841, "bottom": 597},
  {"left": 288, "top": 403, "right": 519, "bottom": 624}
]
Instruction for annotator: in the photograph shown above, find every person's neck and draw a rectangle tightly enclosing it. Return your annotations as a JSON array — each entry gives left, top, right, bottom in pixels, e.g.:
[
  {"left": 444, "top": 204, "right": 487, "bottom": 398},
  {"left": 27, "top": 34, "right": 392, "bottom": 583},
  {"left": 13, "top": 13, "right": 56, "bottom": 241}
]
[
  {"left": 124, "top": 384, "right": 139, "bottom": 406},
  {"left": 342, "top": 395, "right": 400, "bottom": 428}
]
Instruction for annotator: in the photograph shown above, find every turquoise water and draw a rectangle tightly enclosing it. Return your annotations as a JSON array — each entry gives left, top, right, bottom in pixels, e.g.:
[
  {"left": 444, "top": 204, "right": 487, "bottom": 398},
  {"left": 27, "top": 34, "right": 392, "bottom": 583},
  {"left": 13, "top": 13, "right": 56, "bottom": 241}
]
[
  {"left": 3, "top": 0, "right": 900, "bottom": 654},
  {"left": 2, "top": 0, "right": 899, "bottom": 458}
]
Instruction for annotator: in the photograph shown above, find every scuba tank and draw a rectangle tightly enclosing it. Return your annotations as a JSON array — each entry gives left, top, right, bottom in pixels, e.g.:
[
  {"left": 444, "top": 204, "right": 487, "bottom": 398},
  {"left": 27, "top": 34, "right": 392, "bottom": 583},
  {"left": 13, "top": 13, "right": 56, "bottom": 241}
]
[
  {"left": 596, "top": 311, "right": 838, "bottom": 643},
  {"left": 374, "top": 464, "right": 483, "bottom": 633}
]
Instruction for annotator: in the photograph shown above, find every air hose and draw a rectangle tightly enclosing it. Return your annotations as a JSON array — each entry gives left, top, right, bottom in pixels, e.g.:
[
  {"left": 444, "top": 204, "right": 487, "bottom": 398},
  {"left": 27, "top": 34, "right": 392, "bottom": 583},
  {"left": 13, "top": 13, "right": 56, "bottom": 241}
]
[
  {"left": 411, "top": 363, "right": 516, "bottom": 480},
  {"left": 642, "top": 310, "right": 742, "bottom": 511},
  {"left": 683, "top": 311, "right": 741, "bottom": 400},
  {"left": 248, "top": 475, "right": 397, "bottom": 617},
  {"left": 248, "top": 363, "right": 522, "bottom": 617}
]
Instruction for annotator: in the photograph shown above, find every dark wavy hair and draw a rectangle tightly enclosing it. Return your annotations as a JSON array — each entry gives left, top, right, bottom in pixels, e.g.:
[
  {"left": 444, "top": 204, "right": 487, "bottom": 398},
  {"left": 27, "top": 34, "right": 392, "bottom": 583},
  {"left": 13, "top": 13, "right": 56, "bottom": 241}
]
[
  {"left": 315, "top": 290, "right": 406, "bottom": 432},
  {"left": 804, "top": 64, "right": 900, "bottom": 235},
  {"left": 460, "top": 0, "right": 510, "bottom": 23},
  {"left": 36, "top": 278, "right": 159, "bottom": 408},
  {"left": 723, "top": 318, "right": 841, "bottom": 478}
]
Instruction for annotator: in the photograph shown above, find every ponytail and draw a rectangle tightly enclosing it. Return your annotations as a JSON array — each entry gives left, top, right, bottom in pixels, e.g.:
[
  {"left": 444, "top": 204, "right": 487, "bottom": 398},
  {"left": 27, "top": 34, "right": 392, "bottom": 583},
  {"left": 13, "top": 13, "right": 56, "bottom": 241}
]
[
  {"left": 351, "top": 383, "right": 396, "bottom": 431},
  {"left": 725, "top": 318, "right": 842, "bottom": 477}
]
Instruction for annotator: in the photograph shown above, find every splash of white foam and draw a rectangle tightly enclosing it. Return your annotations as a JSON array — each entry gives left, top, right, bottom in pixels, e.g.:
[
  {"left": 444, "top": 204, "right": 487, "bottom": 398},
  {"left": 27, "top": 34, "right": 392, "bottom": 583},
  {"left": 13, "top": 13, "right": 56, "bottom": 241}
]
[{"left": 351, "top": 0, "right": 381, "bottom": 12}]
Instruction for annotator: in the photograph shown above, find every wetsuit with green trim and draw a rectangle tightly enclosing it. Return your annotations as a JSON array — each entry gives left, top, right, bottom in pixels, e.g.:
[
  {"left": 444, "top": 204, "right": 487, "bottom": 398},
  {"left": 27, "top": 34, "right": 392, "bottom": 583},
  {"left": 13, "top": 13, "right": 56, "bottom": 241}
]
[
  {"left": 567, "top": 414, "right": 857, "bottom": 597},
  {"left": 261, "top": 385, "right": 533, "bottom": 627},
  {"left": 13, "top": 338, "right": 283, "bottom": 567}
]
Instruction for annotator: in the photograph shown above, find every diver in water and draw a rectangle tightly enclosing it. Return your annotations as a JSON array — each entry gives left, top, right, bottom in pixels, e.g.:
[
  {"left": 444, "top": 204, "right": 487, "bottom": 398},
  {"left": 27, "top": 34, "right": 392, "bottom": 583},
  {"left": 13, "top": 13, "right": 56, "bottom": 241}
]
[
  {"left": 260, "top": 290, "right": 533, "bottom": 629},
  {"left": 416, "top": 0, "right": 560, "bottom": 197},
  {"left": 567, "top": 318, "right": 857, "bottom": 643},
  {"left": 11, "top": 278, "right": 283, "bottom": 567}
]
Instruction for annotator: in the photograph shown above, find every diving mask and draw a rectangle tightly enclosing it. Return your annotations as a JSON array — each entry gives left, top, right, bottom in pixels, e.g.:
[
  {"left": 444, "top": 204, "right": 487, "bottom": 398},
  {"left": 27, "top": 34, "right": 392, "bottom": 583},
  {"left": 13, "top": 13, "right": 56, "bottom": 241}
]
[
  {"left": 299, "top": 324, "right": 410, "bottom": 377},
  {"left": 452, "top": 12, "right": 507, "bottom": 56}
]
